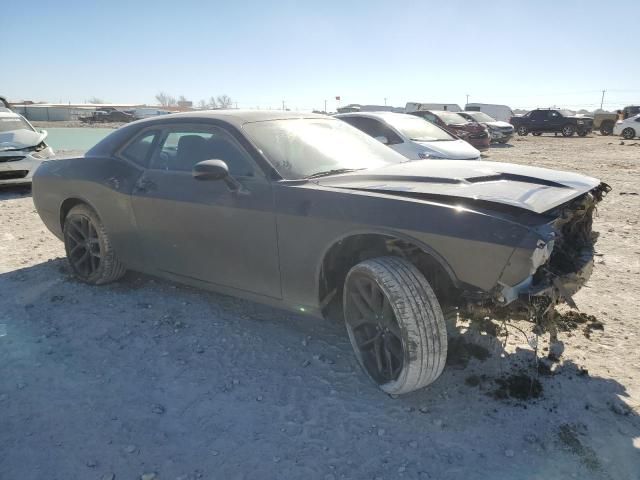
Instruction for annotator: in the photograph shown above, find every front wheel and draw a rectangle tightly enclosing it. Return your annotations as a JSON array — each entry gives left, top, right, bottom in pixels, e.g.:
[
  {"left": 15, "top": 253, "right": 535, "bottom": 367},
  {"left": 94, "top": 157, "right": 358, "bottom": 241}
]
[
  {"left": 343, "top": 257, "right": 447, "bottom": 395},
  {"left": 578, "top": 130, "right": 588, "bottom": 137},
  {"left": 562, "top": 124, "right": 575, "bottom": 137},
  {"left": 517, "top": 126, "right": 528, "bottom": 136},
  {"left": 622, "top": 127, "right": 636, "bottom": 140},
  {"left": 63, "top": 204, "right": 127, "bottom": 284}
]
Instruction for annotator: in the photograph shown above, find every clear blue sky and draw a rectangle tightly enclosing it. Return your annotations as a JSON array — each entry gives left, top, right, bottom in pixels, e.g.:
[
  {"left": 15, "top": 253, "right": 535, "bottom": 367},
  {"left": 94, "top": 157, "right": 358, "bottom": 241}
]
[{"left": 2, "top": 0, "right": 638, "bottom": 111}]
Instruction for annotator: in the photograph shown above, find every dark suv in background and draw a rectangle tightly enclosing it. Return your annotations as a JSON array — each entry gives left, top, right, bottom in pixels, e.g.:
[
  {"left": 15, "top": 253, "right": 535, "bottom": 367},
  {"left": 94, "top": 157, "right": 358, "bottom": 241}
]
[
  {"left": 510, "top": 109, "right": 593, "bottom": 137},
  {"left": 410, "top": 110, "right": 490, "bottom": 150}
]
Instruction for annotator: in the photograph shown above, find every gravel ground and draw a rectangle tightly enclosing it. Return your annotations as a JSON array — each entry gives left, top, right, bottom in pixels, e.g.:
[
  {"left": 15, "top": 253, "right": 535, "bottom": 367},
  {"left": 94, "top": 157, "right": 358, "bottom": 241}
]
[{"left": 1, "top": 135, "right": 639, "bottom": 480}]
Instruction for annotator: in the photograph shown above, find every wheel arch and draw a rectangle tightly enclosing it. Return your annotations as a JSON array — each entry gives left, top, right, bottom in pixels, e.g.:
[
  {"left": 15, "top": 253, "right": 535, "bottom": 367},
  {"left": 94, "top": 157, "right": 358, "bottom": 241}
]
[
  {"left": 59, "top": 196, "right": 99, "bottom": 230},
  {"left": 317, "top": 229, "right": 461, "bottom": 318}
]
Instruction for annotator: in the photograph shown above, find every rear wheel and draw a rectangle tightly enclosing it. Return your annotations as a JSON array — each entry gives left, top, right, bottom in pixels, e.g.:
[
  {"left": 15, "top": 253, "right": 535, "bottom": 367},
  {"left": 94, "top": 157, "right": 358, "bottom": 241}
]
[
  {"left": 622, "top": 127, "right": 636, "bottom": 140},
  {"left": 578, "top": 130, "right": 588, "bottom": 137},
  {"left": 343, "top": 257, "right": 447, "bottom": 395},
  {"left": 562, "top": 124, "right": 575, "bottom": 137},
  {"left": 599, "top": 121, "right": 614, "bottom": 136},
  {"left": 517, "top": 126, "right": 528, "bottom": 136},
  {"left": 63, "top": 204, "right": 126, "bottom": 284}
]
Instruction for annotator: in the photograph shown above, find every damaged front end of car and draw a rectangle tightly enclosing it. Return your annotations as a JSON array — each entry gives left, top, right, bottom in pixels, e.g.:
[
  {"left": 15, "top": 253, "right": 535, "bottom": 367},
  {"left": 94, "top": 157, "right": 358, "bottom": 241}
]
[{"left": 463, "top": 182, "right": 611, "bottom": 323}]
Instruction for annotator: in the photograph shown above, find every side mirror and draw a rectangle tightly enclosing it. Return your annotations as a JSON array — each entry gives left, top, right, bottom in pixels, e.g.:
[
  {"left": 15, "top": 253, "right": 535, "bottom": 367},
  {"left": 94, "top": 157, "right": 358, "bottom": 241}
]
[
  {"left": 193, "top": 159, "right": 229, "bottom": 181},
  {"left": 374, "top": 135, "right": 389, "bottom": 145}
]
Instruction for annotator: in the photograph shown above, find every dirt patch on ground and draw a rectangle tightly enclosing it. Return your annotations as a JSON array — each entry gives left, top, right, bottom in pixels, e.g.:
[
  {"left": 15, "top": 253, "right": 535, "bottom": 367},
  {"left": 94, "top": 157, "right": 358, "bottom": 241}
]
[
  {"left": 555, "top": 311, "right": 605, "bottom": 339},
  {"left": 446, "top": 337, "right": 491, "bottom": 368},
  {"left": 492, "top": 373, "right": 543, "bottom": 401}
]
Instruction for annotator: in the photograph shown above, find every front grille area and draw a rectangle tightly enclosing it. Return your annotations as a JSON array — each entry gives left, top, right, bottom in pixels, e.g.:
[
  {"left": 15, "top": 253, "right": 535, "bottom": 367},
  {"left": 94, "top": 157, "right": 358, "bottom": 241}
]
[
  {"left": 469, "top": 132, "right": 489, "bottom": 139},
  {"left": 0, "top": 170, "right": 29, "bottom": 180},
  {"left": 0, "top": 156, "right": 26, "bottom": 163}
]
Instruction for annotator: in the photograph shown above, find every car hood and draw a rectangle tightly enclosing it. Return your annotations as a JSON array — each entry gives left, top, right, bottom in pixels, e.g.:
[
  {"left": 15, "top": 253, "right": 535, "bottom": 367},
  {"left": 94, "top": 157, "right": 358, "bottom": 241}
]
[
  {"left": 316, "top": 160, "right": 601, "bottom": 214},
  {"left": 0, "top": 129, "right": 47, "bottom": 151},
  {"left": 413, "top": 139, "right": 480, "bottom": 160}
]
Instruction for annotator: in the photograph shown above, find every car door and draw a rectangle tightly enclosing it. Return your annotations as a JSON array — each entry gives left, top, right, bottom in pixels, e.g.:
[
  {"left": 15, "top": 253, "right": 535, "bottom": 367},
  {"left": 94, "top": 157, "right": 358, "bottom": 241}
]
[
  {"left": 547, "top": 110, "right": 563, "bottom": 132},
  {"left": 129, "top": 122, "right": 282, "bottom": 299},
  {"left": 528, "top": 110, "right": 545, "bottom": 132}
]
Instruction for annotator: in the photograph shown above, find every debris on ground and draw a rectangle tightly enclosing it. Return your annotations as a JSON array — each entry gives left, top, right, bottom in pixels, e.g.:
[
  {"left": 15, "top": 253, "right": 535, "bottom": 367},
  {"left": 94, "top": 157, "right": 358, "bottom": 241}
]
[
  {"left": 554, "top": 311, "right": 604, "bottom": 338},
  {"left": 492, "top": 373, "right": 543, "bottom": 401}
]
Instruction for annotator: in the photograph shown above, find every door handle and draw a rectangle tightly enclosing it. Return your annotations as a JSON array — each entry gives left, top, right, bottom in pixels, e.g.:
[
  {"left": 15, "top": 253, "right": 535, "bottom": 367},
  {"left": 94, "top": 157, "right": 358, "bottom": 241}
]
[{"left": 134, "top": 178, "right": 157, "bottom": 193}]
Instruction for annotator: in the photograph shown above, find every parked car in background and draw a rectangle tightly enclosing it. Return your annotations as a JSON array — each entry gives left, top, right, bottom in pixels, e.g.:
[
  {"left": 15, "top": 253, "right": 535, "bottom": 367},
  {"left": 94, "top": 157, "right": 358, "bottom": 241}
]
[
  {"left": 32, "top": 110, "right": 609, "bottom": 395},
  {"left": 613, "top": 113, "right": 640, "bottom": 139},
  {"left": 405, "top": 102, "right": 461, "bottom": 113},
  {"left": 0, "top": 110, "right": 55, "bottom": 185},
  {"left": 409, "top": 110, "right": 490, "bottom": 151},
  {"left": 336, "top": 112, "right": 480, "bottom": 160},
  {"left": 510, "top": 109, "right": 593, "bottom": 137},
  {"left": 464, "top": 103, "right": 514, "bottom": 123},
  {"left": 80, "top": 109, "right": 134, "bottom": 123},
  {"left": 457, "top": 111, "right": 514, "bottom": 144},
  {"left": 130, "top": 108, "right": 172, "bottom": 119},
  {"left": 594, "top": 105, "right": 640, "bottom": 135}
]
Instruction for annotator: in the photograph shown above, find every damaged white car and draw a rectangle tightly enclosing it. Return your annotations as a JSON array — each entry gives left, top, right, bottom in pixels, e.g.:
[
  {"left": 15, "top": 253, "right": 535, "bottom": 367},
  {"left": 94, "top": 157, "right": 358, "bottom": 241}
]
[{"left": 0, "top": 110, "right": 55, "bottom": 185}]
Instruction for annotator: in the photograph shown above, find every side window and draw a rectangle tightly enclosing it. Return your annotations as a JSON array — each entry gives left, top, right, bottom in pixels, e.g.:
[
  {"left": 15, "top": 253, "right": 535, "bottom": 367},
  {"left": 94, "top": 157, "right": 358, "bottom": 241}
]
[
  {"left": 343, "top": 118, "right": 402, "bottom": 145},
  {"left": 149, "top": 126, "right": 257, "bottom": 177},
  {"left": 530, "top": 111, "right": 544, "bottom": 121},
  {"left": 549, "top": 111, "right": 560, "bottom": 119},
  {"left": 120, "top": 130, "right": 158, "bottom": 166}
]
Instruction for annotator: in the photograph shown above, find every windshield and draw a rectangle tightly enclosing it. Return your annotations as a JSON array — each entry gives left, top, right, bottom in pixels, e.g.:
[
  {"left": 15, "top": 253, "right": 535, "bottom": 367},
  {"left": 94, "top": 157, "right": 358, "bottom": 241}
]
[
  {"left": 464, "top": 111, "right": 496, "bottom": 123},
  {"left": 434, "top": 111, "right": 469, "bottom": 125},
  {"left": 0, "top": 115, "right": 34, "bottom": 133},
  {"left": 386, "top": 115, "right": 454, "bottom": 141},
  {"left": 243, "top": 118, "right": 405, "bottom": 180}
]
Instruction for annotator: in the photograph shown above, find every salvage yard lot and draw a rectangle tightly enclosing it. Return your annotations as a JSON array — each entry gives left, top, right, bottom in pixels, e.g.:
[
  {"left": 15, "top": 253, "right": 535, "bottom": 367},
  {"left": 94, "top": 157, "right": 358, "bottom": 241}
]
[{"left": 1, "top": 135, "right": 639, "bottom": 479}]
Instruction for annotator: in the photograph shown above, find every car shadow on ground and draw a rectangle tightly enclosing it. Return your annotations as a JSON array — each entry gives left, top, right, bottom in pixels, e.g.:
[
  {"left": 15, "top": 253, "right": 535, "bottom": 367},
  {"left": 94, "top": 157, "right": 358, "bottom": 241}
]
[
  {"left": 490, "top": 143, "right": 514, "bottom": 149},
  {"left": 0, "top": 185, "right": 32, "bottom": 199},
  {"left": 1, "top": 259, "right": 639, "bottom": 479}
]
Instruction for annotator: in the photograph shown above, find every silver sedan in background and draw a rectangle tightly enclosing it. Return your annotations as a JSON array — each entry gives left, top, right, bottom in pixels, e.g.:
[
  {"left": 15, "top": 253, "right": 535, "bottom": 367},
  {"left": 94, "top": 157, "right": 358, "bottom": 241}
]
[{"left": 0, "top": 109, "right": 55, "bottom": 185}]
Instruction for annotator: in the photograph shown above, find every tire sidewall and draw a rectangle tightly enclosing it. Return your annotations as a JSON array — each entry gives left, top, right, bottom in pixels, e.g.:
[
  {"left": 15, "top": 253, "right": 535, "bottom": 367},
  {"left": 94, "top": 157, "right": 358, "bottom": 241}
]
[
  {"left": 517, "top": 126, "right": 528, "bottom": 136},
  {"left": 344, "top": 265, "right": 412, "bottom": 393},
  {"left": 562, "top": 124, "right": 575, "bottom": 137},
  {"left": 622, "top": 128, "right": 635, "bottom": 140}
]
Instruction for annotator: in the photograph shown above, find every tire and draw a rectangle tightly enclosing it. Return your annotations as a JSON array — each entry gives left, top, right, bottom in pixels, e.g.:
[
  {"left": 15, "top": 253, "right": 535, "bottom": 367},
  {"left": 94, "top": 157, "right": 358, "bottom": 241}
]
[
  {"left": 622, "top": 127, "right": 636, "bottom": 140},
  {"left": 600, "top": 121, "right": 613, "bottom": 136},
  {"left": 343, "top": 256, "right": 447, "bottom": 395},
  {"left": 517, "top": 126, "right": 528, "bottom": 136},
  {"left": 532, "top": 132, "right": 542, "bottom": 136},
  {"left": 578, "top": 130, "right": 588, "bottom": 137},
  {"left": 63, "top": 204, "right": 127, "bottom": 285},
  {"left": 562, "top": 124, "right": 575, "bottom": 137}
]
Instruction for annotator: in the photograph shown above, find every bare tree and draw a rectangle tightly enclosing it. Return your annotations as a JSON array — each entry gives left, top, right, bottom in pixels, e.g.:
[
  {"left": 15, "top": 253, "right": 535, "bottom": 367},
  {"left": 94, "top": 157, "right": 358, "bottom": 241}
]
[
  {"left": 155, "top": 92, "right": 177, "bottom": 107},
  {"left": 87, "top": 97, "right": 106, "bottom": 104},
  {"left": 178, "top": 95, "right": 189, "bottom": 103},
  {"left": 207, "top": 96, "right": 218, "bottom": 109},
  {"left": 216, "top": 94, "right": 233, "bottom": 109},
  {"left": 197, "top": 99, "right": 207, "bottom": 110}
]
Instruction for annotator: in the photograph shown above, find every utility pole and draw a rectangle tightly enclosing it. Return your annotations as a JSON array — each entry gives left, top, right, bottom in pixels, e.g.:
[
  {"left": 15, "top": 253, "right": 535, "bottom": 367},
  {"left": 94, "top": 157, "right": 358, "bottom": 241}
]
[
  {"left": 384, "top": 97, "right": 387, "bottom": 106},
  {"left": 324, "top": 99, "right": 327, "bottom": 113},
  {"left": 282, "top": 100, "right": 285, "bottom": 111},
  {"left": 465, "top": 94, "right": 469, "bottom": 106},
  {"left": 600, "top": 89, "right": 606, "bottom": 110}
]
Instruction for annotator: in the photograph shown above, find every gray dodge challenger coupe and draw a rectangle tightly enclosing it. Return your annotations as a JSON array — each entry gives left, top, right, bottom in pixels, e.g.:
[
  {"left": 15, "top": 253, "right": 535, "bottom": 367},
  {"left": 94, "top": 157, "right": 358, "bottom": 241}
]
[{"left": 32, "top": 111, "right": 609, "bottom": 394}]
